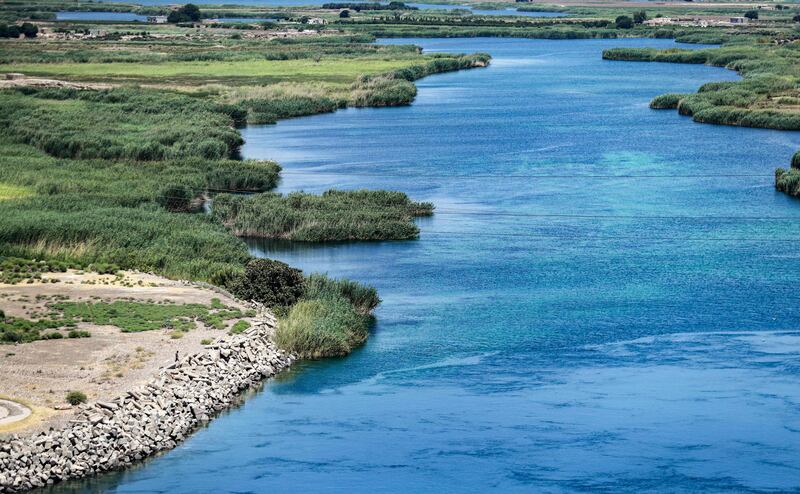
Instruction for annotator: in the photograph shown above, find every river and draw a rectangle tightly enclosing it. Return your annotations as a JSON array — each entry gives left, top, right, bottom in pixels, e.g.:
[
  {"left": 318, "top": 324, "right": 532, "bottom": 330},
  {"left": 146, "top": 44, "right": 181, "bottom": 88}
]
[{"left": 49, "top": 38, "right": 800, "bottom": 493}]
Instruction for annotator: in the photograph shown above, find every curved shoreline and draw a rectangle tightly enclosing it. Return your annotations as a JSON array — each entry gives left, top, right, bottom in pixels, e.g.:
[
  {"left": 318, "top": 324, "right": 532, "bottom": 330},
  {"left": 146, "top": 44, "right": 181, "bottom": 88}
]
[{"left": 0, "top": 306, "right": 294, "bottom": 493}]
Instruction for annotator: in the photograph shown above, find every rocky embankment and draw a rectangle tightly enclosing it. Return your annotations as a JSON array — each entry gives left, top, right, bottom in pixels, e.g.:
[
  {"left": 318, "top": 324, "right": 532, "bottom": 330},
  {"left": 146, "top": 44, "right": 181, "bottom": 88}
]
[{"left": 0, "top": 307, "right": 294, "bottom": 493}]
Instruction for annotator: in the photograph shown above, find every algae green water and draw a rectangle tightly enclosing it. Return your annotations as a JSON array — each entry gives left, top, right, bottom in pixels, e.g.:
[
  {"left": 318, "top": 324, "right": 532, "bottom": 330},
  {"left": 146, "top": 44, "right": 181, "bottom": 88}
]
[{"left": 52, "top": 38, "right": 800, "bottom": 493}]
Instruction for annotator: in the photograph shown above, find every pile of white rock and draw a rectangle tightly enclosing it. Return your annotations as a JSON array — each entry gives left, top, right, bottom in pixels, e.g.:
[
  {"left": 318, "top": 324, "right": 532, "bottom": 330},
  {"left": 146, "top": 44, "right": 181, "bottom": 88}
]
[{"left": 0, "top": 308, "right": 294, "bottom": 493}]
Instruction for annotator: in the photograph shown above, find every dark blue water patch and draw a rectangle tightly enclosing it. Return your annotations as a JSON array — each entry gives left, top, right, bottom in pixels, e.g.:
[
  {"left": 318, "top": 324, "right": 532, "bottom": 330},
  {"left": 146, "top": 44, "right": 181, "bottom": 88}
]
[
  {"left": 46, "top": 37, "right": 800, "bottom": 493},
  {"left": 55, "top": 11, "right": 149, "bottom": 22}
]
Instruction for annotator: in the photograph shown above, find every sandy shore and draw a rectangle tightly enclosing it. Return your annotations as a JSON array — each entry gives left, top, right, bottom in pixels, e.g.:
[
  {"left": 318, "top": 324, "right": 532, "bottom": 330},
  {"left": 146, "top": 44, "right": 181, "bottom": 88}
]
[{"left": 0, "top": 270, "right": 259, "bottom": 435}]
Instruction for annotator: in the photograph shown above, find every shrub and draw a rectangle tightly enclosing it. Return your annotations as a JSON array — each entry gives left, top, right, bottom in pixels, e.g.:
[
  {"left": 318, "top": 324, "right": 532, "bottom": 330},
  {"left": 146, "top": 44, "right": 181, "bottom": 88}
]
[
  {"left": 158, "top": 184, "right": 195, "bottom": 213},
  {"left": 66, "top": 390, "right": 87, "bottom": 405},
  {"left": 68, "top": 329, "right": 91, "bottom": 338},
  {"left": 20, "top": 23, "right": 38, "bottom": 38},
  {"left": 227, "top": 258, "right": 305, "bottom": 308},
  {"left": 615, "top": 15, "right": 633, "bottom": 29},
  {"left": 168, "top": 4, "right": 202, "bottom": 23},
  {"left": 200, "top": 338, "right": 212, "bottom": 345},
  {"left": 633, "top": 11, "right": 647, "bottom": 24},
  {"left": 792, "top": 151, "right": 800, "bottom": 169},
  {"left": 744, "top": 10, "right": 758, "bottom": 19}
]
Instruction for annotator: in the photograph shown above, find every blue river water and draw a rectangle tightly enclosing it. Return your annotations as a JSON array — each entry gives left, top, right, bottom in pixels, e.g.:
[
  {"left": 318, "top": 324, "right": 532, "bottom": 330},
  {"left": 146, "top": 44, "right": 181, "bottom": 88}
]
[{"left": 48, "top": 38, "right": 800, "bottom": 493}]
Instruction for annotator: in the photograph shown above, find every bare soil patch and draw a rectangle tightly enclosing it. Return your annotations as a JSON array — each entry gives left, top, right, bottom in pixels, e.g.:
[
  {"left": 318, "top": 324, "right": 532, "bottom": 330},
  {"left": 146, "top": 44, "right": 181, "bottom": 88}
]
[{"left": 0, "top": 271, "right": 258, "bottom": 434}]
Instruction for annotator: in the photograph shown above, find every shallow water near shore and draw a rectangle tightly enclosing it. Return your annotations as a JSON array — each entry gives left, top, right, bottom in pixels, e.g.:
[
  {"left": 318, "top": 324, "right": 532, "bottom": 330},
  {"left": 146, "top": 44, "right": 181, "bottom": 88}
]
[{"left": 49, "top": 38, "right": 800, "bottom": 493}]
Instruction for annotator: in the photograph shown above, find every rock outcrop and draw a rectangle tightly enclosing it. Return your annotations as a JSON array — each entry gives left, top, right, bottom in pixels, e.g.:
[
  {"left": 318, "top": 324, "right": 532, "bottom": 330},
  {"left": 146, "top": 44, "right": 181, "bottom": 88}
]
[{"left": 0, "top": 307, "right": 294, "bottom": 493}]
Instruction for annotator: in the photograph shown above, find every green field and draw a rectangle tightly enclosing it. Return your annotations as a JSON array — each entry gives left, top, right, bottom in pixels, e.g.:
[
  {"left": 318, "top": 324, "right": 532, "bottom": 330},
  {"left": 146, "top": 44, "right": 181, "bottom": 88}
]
[{"left": 6, "top": 57, "right": 426, "bottom": 84}]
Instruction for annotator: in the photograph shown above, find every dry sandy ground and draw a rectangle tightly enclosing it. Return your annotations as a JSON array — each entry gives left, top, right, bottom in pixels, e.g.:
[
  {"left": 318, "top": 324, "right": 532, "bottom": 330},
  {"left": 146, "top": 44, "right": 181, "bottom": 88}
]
[{"left": 0, "top": 271, "right": 257, "bottom": 435}]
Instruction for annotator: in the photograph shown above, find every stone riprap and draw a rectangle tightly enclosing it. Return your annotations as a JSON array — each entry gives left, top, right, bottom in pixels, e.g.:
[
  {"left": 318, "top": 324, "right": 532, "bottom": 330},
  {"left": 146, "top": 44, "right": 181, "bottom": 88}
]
[{"left": 0, "top": 307, "right": 294, "bottom": 493}]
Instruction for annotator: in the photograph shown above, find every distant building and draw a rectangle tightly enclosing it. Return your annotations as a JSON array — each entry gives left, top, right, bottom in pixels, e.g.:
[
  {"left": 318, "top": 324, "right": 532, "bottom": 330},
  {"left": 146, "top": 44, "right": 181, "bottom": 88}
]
[
  {"left": 147, "top": 15, "right": 168, "bottom": 24},
  {"left": 307, "top": 17, "right": 326, "bottom": 25},
  {"left": 729, "top": 16, "right": 748, "bottom": 24},
  {"left": 643, "top": 17, "right": 674, "bottom": 26}
]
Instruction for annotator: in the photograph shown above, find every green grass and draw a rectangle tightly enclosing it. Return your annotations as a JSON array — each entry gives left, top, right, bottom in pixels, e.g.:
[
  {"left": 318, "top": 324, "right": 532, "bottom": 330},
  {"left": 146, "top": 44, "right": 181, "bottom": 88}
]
[
  {"left": 53, "top": 300, "right": 247, "bottom": 333},
  {"left": 229, "top": 319, "right": 251, "bottom": 334},
  {"left": 276, "top": 273, "right": 379, "bottom": 358},
  {"left": 0, "top": 315, "right": 70, "bottom": 343},
  {"left": 1, "top": 88, "right": 245, "bottom": 160},
  {"left": 276, "top": 297, "right": 369, "bottom": 359},
  {"left": 212, "top": 189, "right": 434, "bottom": 241},
  {"left": 0, "top": 183, "right": 33, "bottom": 201},
  {"left": 5, "top": 57, "right": 428, "bottom": 85}
]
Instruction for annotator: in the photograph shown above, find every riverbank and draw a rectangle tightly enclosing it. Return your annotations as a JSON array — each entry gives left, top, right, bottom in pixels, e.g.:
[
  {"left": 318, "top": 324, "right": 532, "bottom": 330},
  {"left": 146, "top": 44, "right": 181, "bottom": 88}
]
[{"left": 0, "top": 291, "right": 294, "bottom": 492}]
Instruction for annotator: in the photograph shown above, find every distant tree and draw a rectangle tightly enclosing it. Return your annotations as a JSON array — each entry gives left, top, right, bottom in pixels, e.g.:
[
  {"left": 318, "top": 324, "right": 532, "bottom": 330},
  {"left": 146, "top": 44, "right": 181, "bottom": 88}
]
[
  {"left": 5, "top": 25, "right": 20, "bottom": 38},
  {"left": 793, "top": 13, "right": 800, "bottom": 22},
  {"left": 20, "top": 22, "right": 38, "bottom": 38},
  {"left": 744, "top": 9, "right": 759, "bottom": 19},
  {"left": 339, "top": 9, "right": 350, "bottom": 18},
  {"left": 633, "top": 10, "right": 647, "bottom": 24},
  {"left": 615, "top": 15, "right": 634, "bottom": 29},
  {"left": 168, "top": 3, "right": 202, "bottom": 23}
]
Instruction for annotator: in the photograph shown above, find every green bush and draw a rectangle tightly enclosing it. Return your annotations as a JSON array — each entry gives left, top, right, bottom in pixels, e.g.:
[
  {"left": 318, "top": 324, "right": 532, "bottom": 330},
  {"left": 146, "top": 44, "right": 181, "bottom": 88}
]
[
  {"left": 65, "top": 390, "right": 87, "bottom": 405},
  {"left": 68, "top": 329, "right": 91, "bottom": 338},
  {"left": 615, "top": 15, "right": 633, "bottom": 29},
  {"left": 227, "top": 258, "right": 305, "bottom": 308},
  {"left": 792, "top": 151, "right": 800, "bottom": 169}
]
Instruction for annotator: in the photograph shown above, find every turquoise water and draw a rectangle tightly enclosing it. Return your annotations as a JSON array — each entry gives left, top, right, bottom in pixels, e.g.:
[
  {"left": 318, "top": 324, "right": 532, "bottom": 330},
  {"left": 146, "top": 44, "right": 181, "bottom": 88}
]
[{"left": 49, "top": 38, "right": 800, "bottom": 493}]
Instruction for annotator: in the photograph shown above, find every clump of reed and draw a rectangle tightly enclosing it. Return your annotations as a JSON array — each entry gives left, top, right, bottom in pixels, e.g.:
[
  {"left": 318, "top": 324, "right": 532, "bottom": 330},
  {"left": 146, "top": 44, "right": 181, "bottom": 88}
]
[{"left": 212, "top": 189, "right": 434, "bottom": 242}]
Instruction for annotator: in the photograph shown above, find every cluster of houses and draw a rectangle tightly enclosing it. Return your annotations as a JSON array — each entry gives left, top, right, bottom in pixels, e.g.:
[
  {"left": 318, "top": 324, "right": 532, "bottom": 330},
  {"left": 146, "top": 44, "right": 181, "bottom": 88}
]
[{"left": 643, "top": 15, "right": 751, "bottom": 27}]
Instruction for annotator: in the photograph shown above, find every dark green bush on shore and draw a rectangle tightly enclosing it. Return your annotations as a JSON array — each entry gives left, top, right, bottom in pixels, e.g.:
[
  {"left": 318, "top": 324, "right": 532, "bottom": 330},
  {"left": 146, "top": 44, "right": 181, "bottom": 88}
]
[
  {"left": 227, "top": 258, "right": 306, "bottom": 309},
  {"left": 213, "top": 189, "right": 433, "bottom": 241}
]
